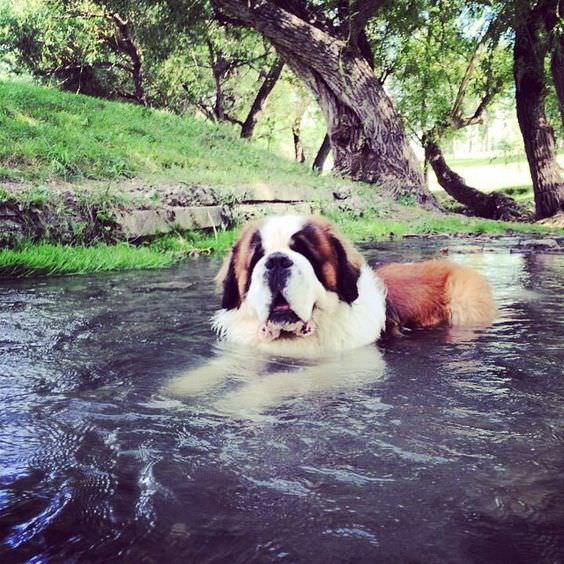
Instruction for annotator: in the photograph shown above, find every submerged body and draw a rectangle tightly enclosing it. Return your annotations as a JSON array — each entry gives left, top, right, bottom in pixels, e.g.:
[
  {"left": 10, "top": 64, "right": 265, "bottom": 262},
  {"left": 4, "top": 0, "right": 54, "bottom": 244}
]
[{"left": 213, "top": 215, "right": 496, "bottom": 356}]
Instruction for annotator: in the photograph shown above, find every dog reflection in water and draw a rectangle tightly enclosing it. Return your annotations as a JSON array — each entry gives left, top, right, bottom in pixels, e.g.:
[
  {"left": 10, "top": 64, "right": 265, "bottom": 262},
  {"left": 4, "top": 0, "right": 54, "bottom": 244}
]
[{"left": 165, "top": 345, "right": 385, "bottom": 418}]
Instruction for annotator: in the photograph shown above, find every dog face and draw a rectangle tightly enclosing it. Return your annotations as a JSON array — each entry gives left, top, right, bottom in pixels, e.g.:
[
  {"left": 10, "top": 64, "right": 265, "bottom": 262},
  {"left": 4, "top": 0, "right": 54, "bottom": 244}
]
[
  {"left": 213, "top": 215, "right": 387, "bottom": 355},
  {"left": 220, "top": 215, "right": 361, "bottom": 314}
]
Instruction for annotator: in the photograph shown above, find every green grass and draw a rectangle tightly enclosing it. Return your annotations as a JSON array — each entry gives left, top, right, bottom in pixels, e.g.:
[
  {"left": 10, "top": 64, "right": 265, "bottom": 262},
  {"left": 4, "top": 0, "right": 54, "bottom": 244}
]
[
  {"left": 0, "top": 228, "right": 239, "bottom": 277},
  {"left": 0, "top": 243, "right": 176, "bottom": 277},
  {"left": 0, "top": 79, "right": 347, "bottom": 192},
  {"left": 497, "top": 184, "right": 534, "bottom": 202},
  {"left": 148, "top": 228, "right": 238, "bottom": 255},
  {"left": 330, "top": 210, "right": 557, "bottom": 242}
]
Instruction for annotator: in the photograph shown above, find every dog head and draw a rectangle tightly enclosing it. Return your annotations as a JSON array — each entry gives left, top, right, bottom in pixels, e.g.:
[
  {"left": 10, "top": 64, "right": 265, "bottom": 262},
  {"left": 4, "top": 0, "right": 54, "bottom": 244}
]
[{"left": 214, "top": 215, "right": 365, "bottom": 345}]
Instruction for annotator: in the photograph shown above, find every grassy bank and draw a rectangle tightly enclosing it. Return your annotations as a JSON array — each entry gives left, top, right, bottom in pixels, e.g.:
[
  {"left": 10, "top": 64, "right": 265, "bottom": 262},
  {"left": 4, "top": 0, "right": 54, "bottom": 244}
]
[
  {"left": 0, "top": 229, "right": 239, "bottom": 277},
  {"left": 1, "top": 212, "right": 557, "bottom": 277},
  {"left": 0, "top": 80, "right": 343, "bottom": 192}
]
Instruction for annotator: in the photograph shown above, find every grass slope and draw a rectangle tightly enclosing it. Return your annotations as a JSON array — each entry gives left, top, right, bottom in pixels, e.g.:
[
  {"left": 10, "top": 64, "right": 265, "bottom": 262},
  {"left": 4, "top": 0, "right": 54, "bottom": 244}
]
[{"left": 0, "top": 79, "right": 342, "bottom": 191}]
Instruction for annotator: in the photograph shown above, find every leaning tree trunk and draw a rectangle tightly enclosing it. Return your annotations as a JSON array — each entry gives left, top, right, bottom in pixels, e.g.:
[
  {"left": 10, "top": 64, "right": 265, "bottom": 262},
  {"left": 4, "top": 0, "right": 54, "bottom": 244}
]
[
  {"left": 241, "top": 58, "right": 284, "bottom": 139},
  {"left": 425, "top": 140, "right": 521, "bottom": 220},
  {"left": 312, "top": 134, "right": 331, "bottom": 172},
  {"left": 212, "top": 0, "right": 437, "bottom": 207},
  {"left": 513, "top": 3, "right": 564, "bottom": 219}
]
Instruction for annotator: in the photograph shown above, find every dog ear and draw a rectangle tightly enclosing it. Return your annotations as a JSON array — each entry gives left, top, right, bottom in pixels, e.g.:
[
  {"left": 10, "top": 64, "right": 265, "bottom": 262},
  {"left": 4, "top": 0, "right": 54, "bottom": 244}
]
[
  {"left": 216, "top": 244, "right": 241, "bottom": 310},
  {"left": 215, "top": 221, "right": 263, "bottom": 310},
  {"left": 330, "top": 234, "right": 360, "bottom": 304}
]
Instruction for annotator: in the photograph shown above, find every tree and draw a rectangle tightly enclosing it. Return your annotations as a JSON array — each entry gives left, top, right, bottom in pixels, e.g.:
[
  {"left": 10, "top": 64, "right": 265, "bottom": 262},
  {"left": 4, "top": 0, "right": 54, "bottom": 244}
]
[
  {"left": 384, "top": 1, "right": 521, "bottom": 218},
  {"left": 212, "top": 0, "right": 437, "bottom": 206},
  {"left": 240, "top": 57, "right": 284, "bottom": 138},
  {"left": 513, "top": 0, "right": 563, "bottom": 218},
  {"left": 552, "top": 29, "right": 564, "bottom": 126}
]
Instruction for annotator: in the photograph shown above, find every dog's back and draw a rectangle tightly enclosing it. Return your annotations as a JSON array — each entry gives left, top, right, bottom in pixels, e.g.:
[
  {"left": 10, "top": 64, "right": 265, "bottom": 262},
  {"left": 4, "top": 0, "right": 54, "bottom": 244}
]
[{"left": 376, "top": 260, "right": 497, "bottom": 331}]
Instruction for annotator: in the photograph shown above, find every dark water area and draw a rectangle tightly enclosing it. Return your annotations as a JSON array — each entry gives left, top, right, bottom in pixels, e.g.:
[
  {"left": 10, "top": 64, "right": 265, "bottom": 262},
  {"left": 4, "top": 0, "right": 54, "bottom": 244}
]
[{"left": 1, "top": 239, "right": 563, "bottom": 563}]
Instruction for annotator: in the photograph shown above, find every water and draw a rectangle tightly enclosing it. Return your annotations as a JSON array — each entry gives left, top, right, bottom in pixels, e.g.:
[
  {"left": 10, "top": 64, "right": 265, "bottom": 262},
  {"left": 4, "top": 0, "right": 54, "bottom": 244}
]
[{"left": 1, "top": 239, "right": 563, "bottom": 563}]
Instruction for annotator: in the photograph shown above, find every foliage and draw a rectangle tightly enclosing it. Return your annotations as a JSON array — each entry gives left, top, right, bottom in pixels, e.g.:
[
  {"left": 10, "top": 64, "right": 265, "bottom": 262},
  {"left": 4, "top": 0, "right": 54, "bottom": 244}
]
[
  {"left": 0, "top": 0, "right": 287, "bottom": 126},
  {"left": 375, "top": 1, "right": 513, "bottom": 142}
]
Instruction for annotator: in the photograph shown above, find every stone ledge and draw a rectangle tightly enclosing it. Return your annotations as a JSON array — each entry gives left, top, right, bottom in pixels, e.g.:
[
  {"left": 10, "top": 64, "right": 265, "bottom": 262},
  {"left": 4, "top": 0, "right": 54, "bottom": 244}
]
[{"left": 117, "top": 206, "right": 226, "bottom": 238}]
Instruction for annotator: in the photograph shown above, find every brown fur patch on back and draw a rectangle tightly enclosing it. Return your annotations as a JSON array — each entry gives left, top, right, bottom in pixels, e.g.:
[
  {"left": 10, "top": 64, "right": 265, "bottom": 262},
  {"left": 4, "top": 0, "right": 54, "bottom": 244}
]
[
  {"left": 377, "top": 260, "right": 451, "bottom": 329},
  {"left": 376, "top": 259, "right": 497, "bottom": 330}
]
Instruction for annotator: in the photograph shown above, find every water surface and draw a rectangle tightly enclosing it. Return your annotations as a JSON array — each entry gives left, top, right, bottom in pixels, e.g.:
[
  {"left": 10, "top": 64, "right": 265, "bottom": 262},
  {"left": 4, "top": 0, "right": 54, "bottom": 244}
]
[{"left": 1, "top": 239, "right": 563, "bottom": 563}]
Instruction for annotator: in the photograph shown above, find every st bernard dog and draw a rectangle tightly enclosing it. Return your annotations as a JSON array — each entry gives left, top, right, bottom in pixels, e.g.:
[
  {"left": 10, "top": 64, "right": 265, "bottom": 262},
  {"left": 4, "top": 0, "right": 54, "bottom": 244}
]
[{"left": 212, "top": 215, "right": 496, "bottom": 357}]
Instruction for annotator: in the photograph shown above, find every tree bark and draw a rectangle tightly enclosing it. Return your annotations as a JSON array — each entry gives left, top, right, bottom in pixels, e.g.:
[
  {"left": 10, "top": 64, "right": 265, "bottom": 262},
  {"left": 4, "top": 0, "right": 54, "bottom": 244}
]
[
  {"left": 212, "top": 0, "right": 437, "bottom": 207},
  {"left": 108, "top": 13, "right": 147, "bottom": 106},
  {"left": 513, "top": 0, "right": 564, "bottom": 219},
  {"left": 241, "top": 58, "right": 284, "bottom": 138},
  {"left": 292, "top": 115, "right": 306, "bottom": 162},
  {"left": 425, "top": 139, "right": 522, "bottom": 220},
  {"left": 312, "top": 133, "right": 331, "bottom": 172}
]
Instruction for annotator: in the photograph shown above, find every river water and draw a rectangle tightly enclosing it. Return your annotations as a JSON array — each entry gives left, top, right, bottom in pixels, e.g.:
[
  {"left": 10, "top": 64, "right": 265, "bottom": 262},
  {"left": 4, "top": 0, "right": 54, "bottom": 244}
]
[{"left": 1, "top": 239, "right": 563, "bottom": 563}]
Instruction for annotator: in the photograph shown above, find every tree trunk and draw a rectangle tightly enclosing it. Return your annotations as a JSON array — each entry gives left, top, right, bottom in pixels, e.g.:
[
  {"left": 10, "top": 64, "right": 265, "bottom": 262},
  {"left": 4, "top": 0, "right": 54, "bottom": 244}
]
[
  {"left": 212, "top": 0, "right": 437, "bottom": 207},
  {"left": 292, "top": 116, "right": 306, "bottom": 162},
  {"left": 109, "top": 13, "right": 147, "bottom": 106},
  {"left": 241, "top": 58, "right": 284, "bottom": 138},
  {"left": 312, "top": 134, "right": 331, "bottom": 172},
  {"left": 513, "top": 1, "right": 564, "bottom": 219},
  {"left": 206, "top": 40, "right": 227, "bottom": 121},
  {"left": 425, "top": 140, "right": 521, "bottom": 220}
]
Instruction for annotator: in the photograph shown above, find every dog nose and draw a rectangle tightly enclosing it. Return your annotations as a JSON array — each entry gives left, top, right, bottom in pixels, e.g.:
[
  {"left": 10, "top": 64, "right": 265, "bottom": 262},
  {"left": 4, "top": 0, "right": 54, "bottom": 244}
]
[{"left": 265, "top": 253, "right": 293, "bottom": 270}]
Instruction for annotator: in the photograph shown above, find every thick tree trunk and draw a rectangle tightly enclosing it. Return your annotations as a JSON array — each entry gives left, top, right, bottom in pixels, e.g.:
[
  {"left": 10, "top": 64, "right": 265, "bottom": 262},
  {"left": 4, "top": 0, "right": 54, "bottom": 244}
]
[
  {"left": 312, "top": 134, "right": 331, "bottom": 172},
  {"left": 241, "top": 58, "right": 284, "bottom": 139},
  {"left": 425, "top": 140, "right": 521, "bottom": 220},
  {"left": 513, "top": 1, "right": 564, "bottom": 219},
  {"left": 212, "top": 0, "right": 437, "bottom": 207},
  {"left": 292, "top": 116, "right": 306, "bottom": 162}
]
